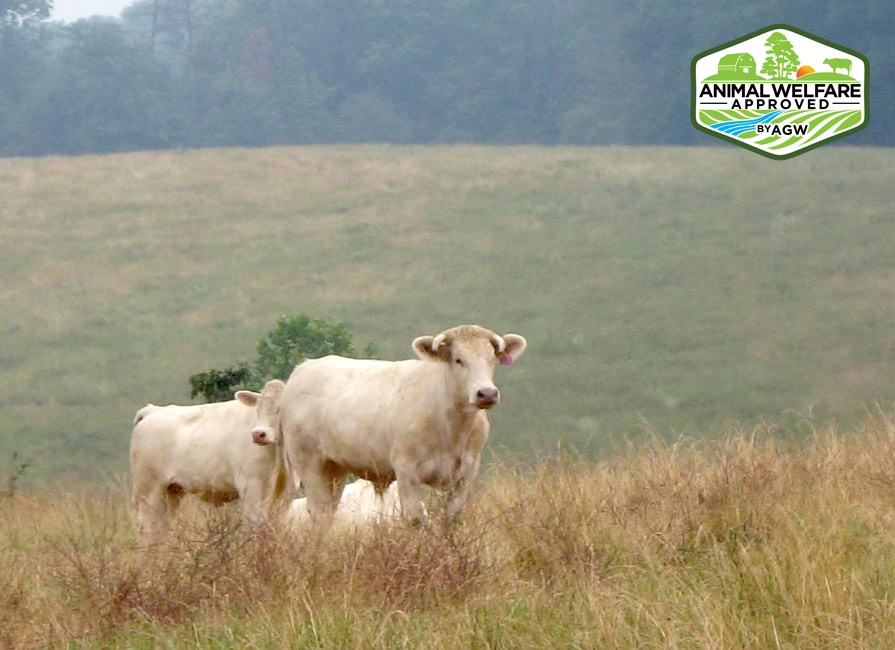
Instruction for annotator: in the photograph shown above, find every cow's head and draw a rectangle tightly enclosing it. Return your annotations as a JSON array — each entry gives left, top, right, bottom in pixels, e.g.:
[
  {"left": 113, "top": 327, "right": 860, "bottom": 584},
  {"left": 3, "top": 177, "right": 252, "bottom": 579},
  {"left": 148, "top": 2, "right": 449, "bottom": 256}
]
[
  {"left": 236, "top": 378, "right": 286, "bottom": 446},
  {"left": 412, "top": 325, "right": 526, "bottom": 410}
]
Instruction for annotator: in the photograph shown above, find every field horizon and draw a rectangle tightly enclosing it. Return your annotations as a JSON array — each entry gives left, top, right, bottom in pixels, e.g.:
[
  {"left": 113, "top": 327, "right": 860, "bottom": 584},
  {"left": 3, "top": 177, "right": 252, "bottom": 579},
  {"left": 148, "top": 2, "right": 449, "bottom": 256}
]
[{"left": 2, "top": 144, "right": 894, "bottom": 487}]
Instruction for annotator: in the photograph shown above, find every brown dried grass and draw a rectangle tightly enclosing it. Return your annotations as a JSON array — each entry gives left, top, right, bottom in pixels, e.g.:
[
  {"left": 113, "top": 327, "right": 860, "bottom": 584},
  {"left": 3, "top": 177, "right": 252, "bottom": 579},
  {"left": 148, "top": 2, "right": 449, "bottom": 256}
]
[{"left": 6, "top": 412, "right": 895, "bottom": 647}]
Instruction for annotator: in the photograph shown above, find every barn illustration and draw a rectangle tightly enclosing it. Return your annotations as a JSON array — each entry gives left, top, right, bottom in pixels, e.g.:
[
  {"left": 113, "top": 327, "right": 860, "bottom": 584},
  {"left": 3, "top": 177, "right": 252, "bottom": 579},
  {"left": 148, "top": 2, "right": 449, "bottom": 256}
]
[{"left": 717, "top": 52, "right": 756, "bottom": 75}]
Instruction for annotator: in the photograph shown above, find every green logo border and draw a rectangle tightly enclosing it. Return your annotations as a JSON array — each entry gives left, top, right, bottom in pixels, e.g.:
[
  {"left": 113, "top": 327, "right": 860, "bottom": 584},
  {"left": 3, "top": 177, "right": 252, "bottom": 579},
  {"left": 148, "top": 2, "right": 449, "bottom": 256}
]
[{"left": 690, "top": 23, "right": 870, "bottom": 160}]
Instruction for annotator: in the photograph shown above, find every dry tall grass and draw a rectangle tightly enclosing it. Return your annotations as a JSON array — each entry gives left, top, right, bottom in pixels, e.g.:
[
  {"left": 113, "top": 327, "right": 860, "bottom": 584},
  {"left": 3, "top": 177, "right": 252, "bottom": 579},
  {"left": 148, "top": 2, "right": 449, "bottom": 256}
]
[{"left": 5, "top": 413, "right": 895, "bottom": 648}]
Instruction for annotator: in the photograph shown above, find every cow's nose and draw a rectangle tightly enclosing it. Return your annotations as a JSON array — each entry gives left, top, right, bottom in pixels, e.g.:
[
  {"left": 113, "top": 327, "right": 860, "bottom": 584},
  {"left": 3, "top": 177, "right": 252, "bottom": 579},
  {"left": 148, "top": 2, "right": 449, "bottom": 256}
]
[
  {"left": 252, "top": 429, "right": 269, "bottom": 446},
  {"left": 475, "top": 387, "right": 499, "bottom": 408}
]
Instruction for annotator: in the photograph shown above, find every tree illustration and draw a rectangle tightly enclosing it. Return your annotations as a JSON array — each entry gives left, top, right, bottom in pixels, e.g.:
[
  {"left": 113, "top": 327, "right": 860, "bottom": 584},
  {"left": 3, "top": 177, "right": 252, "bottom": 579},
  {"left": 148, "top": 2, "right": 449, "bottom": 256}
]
[{"left": 762, "top": 32, "right": 800, "bottom": 79}]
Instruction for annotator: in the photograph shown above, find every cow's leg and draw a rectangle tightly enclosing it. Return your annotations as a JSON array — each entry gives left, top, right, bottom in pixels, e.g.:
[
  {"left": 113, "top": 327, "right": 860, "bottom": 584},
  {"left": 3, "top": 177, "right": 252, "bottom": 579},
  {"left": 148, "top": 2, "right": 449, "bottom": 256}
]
[
  {"left": 239, "top": 478, "right": 269, "bottom": 528},
  {"left": 132, "top": 481, "right": 173, "bottom": 544},
  {"left": 164, "top": 483, "right": 185, "bottom": 519},
  {"left": 395, "top": 470, "right": 428, "bottom": 527},
  {"left": 302, "top": 458, "right": 347, "bottom": 520},
  {"left": 446, "top": 454, "right": 481, "bottom": 520}
]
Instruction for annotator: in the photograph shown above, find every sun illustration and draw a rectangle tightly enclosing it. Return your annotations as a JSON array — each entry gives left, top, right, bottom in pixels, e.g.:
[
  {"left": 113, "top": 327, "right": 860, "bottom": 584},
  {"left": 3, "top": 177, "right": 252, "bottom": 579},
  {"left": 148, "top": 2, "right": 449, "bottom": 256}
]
[{"left": 796, "top": 65, "right": 815, "bottom": 78}]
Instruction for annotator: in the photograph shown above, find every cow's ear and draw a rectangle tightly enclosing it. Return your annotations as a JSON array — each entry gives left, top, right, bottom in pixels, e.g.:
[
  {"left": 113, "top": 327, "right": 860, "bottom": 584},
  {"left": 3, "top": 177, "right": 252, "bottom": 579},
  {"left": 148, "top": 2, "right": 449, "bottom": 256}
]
[
  {"left": 264, "top": 378, "right": 286, "bottom": 391},
  {"left": 413, "top": 336, "right": 438, "bottom": 360},
  {"left": 262, "top": 379, "right": 286, "bottom": 398},
  {"left": 412, "top": 335, "right": 450, "bottom": 361},
  {"left": 499, "top": 334, "right": 527, "bottom": 365},
  {"left": 235, "top": 390, "right": 259, "bottom": 406}
]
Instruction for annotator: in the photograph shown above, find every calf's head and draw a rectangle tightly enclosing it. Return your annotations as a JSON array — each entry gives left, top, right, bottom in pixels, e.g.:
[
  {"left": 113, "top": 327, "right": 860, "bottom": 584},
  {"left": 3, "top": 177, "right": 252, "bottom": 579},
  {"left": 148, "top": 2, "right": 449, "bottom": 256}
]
[
  {"left": 413, "top": 325, "right": 526, "bottom": 409},
  {"left": 236, "top": 378, "right": 286, "bottom": 446}
]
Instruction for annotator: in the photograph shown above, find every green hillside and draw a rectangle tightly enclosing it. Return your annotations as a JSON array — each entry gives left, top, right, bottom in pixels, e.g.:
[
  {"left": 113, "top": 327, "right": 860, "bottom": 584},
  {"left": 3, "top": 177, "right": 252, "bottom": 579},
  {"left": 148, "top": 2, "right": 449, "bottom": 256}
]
[
  {"left": 2, "top": 145, "right": 893, "bottom": 486},
  {"left": 797, "top": 72, "right": 857, "bottom": 82}
]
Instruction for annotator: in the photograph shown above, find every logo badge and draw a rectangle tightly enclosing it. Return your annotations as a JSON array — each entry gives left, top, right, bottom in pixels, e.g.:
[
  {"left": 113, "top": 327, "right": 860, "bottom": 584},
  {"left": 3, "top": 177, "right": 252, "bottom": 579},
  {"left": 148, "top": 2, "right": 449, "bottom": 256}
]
[{"left": 691, "top": 24, "right": 868, "bottom": 160}]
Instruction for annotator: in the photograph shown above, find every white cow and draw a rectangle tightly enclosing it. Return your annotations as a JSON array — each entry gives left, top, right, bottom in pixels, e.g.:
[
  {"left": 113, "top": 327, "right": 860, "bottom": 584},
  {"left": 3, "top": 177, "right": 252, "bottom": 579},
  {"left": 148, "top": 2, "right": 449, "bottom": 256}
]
[
  {"left": 274, "top": 324, "right": 527, "bottom": 526},
  {"left": 129, "top": 379, "right": 287, "bottom": 542},
  {"left": 288, "top": 479, "right": 400, "bottom": 529}
]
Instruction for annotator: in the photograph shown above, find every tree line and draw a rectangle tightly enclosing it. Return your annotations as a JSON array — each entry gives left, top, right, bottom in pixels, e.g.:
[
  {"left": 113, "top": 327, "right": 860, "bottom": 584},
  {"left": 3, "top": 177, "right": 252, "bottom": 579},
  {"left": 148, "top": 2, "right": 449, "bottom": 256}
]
[{"left": 1, "top": 0, "right": 891, "bottom": 156}]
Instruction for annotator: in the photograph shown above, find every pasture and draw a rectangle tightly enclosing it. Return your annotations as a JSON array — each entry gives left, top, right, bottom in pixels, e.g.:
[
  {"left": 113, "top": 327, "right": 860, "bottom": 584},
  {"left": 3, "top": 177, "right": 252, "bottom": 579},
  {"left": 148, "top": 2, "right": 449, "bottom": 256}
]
[
  {"left": 3, "top": 144, "right": 895, "bottom": 648},
  {"left": 1, "top": 145, "right": 894, "bottom": 485},
  {"left": 5, "top": 419, "right": 895, "bottom": 648}
]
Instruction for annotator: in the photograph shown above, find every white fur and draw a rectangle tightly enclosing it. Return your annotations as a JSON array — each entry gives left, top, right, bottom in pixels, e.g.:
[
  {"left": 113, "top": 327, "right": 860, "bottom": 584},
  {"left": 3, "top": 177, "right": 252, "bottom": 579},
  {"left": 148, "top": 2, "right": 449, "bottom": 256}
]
[
  {"left": 130, "top": 380, "right": 286, "bottom": 542},
  {"left": 277, "top": 325, "right": 526, "bottom": 527},
  {"left": 288, "top": 479, "right": 400, "bottom": 529}
]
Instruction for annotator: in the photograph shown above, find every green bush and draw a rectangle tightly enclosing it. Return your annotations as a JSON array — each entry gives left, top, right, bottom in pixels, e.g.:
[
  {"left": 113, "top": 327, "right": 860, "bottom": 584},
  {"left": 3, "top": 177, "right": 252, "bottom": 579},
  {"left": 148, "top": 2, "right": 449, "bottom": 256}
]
[
  {"left": 189, "top": 315, "right": 377, "bottom": 403},
  {"left": 188, "top": 362, "right": 255, "bottom": 403}
]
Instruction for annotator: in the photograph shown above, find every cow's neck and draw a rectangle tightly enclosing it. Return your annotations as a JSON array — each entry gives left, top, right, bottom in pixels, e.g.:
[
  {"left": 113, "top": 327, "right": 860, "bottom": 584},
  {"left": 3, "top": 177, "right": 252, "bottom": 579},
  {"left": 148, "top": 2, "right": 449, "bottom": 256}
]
[
  {"left": 446, "top": 401, "right": 481, "bottom": 437},
  {"left": 424, "top": 361, "right": 482, "bottom": 445}
]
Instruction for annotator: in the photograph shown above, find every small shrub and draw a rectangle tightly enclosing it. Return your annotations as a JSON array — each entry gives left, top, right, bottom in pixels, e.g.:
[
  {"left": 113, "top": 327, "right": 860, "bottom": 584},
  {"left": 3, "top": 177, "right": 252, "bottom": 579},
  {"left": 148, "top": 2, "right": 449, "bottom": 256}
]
[
  {"left": 188, "top": 361, "right": 254, "bottom": 403},
  {"left": 189, "top": 314, "right": 378, "bottom": 402}
]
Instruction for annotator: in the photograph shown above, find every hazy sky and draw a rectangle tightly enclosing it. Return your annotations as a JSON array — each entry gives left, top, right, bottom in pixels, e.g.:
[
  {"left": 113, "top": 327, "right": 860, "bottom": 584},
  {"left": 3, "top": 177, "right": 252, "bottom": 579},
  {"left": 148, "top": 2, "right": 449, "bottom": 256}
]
[{"left": 51, "top": 0, "right": 134, "bottom": 22}]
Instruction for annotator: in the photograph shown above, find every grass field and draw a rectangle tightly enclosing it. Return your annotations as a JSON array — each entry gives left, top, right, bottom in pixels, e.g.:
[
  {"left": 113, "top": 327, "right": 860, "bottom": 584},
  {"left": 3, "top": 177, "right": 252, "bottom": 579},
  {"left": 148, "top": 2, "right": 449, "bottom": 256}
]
[
  {"left": 1, "top": 145, "right": 894, "bottom": 486},
  {"left": 5, "top": 418, "right": 895, "bottom": 648}
]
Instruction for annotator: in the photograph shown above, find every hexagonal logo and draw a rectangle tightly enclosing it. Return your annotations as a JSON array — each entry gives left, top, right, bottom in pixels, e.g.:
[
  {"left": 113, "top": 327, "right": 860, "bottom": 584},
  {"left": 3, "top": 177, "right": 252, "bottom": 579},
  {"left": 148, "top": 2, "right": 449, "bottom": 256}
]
[{"left": 691, "top": 24, "right": 868, "bottom": 160}]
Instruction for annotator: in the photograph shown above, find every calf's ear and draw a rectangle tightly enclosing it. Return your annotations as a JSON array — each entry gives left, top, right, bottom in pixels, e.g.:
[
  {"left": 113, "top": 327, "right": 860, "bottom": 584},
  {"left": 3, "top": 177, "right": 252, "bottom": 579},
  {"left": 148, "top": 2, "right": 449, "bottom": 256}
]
[
  {"left": 235, "top": 390, "right": 260, "bottom": 406},
  {"left": 262, "top": 378, "right": 286, "bottom": 397},
  {"left": 499, "top": 334, "right": 527, "bottom": 365}
]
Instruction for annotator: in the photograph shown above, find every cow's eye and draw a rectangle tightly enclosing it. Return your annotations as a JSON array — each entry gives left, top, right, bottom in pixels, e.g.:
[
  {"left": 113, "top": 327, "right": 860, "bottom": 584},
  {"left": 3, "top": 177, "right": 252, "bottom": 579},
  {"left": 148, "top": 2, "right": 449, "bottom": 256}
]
[{"left": 455, "top": 357, "right": 464, "bottom": 366}]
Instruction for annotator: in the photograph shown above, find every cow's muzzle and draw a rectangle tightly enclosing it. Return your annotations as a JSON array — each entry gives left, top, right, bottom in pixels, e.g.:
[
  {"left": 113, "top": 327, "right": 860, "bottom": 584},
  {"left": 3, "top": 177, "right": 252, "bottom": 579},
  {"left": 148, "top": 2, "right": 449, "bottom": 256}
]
[
  {"left": 474, "top": 387, "right": 500, "bottom": 409},
  {"left": 252, "top": 428, "right": 272, "bottom": 446}
]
